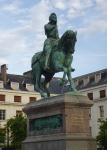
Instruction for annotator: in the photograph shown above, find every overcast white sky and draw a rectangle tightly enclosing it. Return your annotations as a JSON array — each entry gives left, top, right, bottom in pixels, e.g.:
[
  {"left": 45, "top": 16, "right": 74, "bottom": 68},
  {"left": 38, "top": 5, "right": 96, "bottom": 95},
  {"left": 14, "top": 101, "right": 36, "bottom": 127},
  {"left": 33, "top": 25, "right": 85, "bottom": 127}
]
[{"left": 0, "top": 0, "right": 107, "bottom": 78}]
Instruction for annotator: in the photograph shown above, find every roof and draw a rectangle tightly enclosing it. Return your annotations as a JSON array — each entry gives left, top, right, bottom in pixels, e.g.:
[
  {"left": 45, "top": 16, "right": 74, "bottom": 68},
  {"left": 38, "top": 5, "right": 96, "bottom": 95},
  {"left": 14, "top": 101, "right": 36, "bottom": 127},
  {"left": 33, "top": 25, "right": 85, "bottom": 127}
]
[
  {"left": 6, "top": 74, "right": 29, "bottom": 91},
  {"left": 49, "top": 78, "right": 68, "bottom": 94},
  {"left": 0, "top": 68, "right": 107, "bottom": 94},
  {"left": 64, "top": 68, "right": 107, "bottom": 92}
]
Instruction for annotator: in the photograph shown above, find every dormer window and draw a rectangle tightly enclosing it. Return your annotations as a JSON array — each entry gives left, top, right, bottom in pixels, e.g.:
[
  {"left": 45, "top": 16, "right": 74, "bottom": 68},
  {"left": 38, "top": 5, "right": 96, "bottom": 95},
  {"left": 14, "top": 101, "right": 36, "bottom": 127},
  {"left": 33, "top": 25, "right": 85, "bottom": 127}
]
[
  {"left": 26, "top": 84, "right": 34, "bottom": 91},
  {"left": 11, "top": 82, "right": 19, "bottom": 90},
  {"left": 83, "top": 76, "right": 90, "bottom": 86},
  {"left": 95, "top": 72, "right": 104, "bottom": 83},
  {"left": 95, "top": 74, "right": 100, "bottom": 83},
  {"left": 73, "top": 79, "right": 78, "bottom": 87},
  {"left": 0, "top": 81, "right": 3, "bottom": 88}
]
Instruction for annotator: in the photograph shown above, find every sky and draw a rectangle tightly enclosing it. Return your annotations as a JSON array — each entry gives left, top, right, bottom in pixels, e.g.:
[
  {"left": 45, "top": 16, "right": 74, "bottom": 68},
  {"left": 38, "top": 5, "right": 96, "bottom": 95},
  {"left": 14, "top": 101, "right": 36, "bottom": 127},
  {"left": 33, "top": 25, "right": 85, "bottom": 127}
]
[{"left": 0, "top": 0, "right": 107, "bottom": 79}]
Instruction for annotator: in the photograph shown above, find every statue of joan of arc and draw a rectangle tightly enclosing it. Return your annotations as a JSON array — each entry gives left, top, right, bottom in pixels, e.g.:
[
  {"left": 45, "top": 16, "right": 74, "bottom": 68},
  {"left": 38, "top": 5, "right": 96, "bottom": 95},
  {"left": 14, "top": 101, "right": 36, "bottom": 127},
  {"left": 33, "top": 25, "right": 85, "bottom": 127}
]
[{"left": 42, "top": 13, "right": 59, "bottom": 70}]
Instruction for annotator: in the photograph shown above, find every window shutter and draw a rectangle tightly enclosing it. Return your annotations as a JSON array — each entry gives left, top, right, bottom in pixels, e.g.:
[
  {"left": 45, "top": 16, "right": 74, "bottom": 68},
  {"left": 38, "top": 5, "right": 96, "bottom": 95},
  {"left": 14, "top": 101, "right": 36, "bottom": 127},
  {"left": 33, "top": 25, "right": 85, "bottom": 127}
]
[
  {"left": 0, "top": 95, "right": 5, "bottom": 101},
  {"left": 16, "top": 111, "right": 21, "bottom": 114},
  {"left": 30, "top": 97, "right": 36, "bottom": 102},
  {"left": 88, "top": 93, "right": 93, "bottom": 100},
  {"left": 16, "top": 111, "right": 22, "bottom": 116},
  {"left": 100, "top": 90, "right": 106, "bottom": 98},
  {"left": 14, "top": 96, "right": 21, "bottom": 102}
]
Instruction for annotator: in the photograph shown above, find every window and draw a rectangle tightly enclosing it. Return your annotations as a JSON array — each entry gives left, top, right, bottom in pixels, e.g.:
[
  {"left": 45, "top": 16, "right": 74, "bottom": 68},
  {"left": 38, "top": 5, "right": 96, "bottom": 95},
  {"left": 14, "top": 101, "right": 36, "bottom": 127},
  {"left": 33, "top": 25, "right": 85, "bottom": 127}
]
[
  {"left": 14, "top": 96, "right": 21, "bottom": 103},
  {"left": 89, "top": 108, "right": 91, "bottom": 119},
  {"left": 30, "top": 97, "right": 36, "bottom": 102},
  {"left": 16, "top": 111, "right": 22, "bottom": 116},
  {"left": 99, "top": 106, "right": 104, "bottom": 117},
  {"left": 0, "top": 110, "right": 5, "bottom": 120},
  {"left": 100, "top": 90, "right": 106, "bottom": 98},
  {"left": 0, "top": 95, "right": 5, "bottom": 102},
  {"left": 88, "top": 93, "right": 93, "bottom": 100}
]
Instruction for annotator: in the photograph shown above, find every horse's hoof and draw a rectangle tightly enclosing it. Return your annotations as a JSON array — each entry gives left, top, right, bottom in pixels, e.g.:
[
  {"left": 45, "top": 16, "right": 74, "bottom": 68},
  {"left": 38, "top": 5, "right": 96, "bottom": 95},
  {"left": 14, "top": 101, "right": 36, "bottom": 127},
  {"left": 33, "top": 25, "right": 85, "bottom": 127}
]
[{"left": 59, "top": 80, "right": 64, "bottom": 86}]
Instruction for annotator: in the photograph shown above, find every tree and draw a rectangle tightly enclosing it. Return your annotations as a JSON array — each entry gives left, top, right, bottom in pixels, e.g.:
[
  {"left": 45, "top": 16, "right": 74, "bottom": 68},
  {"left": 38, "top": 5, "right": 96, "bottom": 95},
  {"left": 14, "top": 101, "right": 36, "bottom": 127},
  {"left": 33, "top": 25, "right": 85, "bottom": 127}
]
[
  {"left": 5, "top": 113, "right": 27, "bottom": 150},
  {"left": 96, "top": 118, "right": 107, "bottom": 149},
  {"left": 0, "top": 122, "right": 6, "bottom": 147}
]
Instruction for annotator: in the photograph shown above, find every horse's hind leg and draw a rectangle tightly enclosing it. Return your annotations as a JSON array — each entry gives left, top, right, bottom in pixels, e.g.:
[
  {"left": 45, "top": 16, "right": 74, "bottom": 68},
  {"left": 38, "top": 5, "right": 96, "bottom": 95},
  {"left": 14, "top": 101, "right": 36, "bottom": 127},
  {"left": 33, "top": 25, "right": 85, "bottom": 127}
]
[
  {"left": 33, "top": 63, "right": 48, "bottom": 98},
  {"left": 42, "top": 73, "right": 54, "bottom": 97}
]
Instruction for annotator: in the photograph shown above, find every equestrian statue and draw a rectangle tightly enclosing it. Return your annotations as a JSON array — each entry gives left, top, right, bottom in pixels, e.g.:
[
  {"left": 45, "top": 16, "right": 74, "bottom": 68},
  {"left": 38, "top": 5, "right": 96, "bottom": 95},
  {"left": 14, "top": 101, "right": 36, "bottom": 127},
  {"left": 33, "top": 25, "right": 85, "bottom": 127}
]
[{"left": 31, "top": 13, "right": 77, "bottom": 98}]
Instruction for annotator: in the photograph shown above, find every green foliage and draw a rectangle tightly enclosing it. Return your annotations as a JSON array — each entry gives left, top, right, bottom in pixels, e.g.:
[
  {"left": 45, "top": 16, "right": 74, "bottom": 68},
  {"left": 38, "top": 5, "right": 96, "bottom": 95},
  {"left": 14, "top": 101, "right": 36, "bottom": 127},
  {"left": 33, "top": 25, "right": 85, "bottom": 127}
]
[
  {"left": 96, "top": 118, "right": 107, "bottom": 149},
  {"left": 0, "top": 122, "right": 6, "bottom": 147},
  {"left": 5, "top": 113, "right": 27, "bottom": 150}
]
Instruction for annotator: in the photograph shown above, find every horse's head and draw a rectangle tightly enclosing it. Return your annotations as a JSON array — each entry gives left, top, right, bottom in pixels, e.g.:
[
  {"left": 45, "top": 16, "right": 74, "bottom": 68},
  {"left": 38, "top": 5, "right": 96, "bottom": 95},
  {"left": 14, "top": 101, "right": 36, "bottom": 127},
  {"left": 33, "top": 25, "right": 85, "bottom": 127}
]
[{"left": 58, "top": 30, "right": 77, "bottom": 54}]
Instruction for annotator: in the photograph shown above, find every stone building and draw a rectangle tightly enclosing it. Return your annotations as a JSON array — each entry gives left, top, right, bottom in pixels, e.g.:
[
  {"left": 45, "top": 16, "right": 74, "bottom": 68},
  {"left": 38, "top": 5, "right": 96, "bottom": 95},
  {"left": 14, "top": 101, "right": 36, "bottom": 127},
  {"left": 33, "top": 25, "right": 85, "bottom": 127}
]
[{"left": 0, "top": 64, "right": 107, "bottom": 140}]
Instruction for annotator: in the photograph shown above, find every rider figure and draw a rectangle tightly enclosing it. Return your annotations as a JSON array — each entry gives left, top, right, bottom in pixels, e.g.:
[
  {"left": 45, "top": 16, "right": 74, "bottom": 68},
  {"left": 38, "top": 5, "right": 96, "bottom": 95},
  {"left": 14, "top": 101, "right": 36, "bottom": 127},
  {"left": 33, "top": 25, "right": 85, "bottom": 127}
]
[{"left": 43, "top": 13, "right": 59, "bottom": 70}]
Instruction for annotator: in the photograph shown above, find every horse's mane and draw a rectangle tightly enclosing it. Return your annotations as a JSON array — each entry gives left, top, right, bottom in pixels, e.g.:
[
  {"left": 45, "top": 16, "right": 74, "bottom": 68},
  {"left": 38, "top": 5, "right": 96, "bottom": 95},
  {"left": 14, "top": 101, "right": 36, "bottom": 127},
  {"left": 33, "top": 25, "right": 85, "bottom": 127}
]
[{"left": 58, "top": 30, "right": 74, "bottom": 50}]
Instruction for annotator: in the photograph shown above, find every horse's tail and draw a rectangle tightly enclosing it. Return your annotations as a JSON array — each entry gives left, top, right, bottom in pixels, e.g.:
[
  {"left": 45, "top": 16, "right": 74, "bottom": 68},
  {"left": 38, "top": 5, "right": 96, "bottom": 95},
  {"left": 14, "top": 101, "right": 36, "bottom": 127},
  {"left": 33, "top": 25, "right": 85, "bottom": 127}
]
[
  {"left": 30, "top": 69, "right": 36, "bottom": 85},
  {"left": 31, "top": 51, "right": 42, "bottom": 68},
  {"left": 31, "top": 52, "right": 43, "bottom": 85}
]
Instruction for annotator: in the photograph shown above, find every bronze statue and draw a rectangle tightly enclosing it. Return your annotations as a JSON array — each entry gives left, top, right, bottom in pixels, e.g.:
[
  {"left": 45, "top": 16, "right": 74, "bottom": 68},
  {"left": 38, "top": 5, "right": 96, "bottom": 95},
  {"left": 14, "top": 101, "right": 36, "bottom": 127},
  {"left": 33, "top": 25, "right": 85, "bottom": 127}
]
[
  {"left": 31, "top": 13, "right": 77, "bottom": 98},
  {"left": 43, "top": 13, "right": 59, "bottom": 70}
]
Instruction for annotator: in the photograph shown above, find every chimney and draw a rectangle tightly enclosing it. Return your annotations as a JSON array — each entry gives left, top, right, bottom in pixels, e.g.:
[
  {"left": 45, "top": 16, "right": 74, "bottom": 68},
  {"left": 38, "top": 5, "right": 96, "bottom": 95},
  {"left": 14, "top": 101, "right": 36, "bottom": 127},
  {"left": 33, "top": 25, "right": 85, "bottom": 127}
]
[{"left": 1, "top": 64, "right": 7, "bottom": 84}]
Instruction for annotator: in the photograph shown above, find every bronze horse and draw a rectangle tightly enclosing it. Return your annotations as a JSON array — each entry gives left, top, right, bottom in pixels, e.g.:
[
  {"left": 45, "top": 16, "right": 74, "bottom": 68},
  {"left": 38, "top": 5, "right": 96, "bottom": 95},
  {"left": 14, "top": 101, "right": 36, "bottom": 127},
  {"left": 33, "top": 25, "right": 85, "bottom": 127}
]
[{"left": 31, "top": 30, "right": 77, "bottom": 98}]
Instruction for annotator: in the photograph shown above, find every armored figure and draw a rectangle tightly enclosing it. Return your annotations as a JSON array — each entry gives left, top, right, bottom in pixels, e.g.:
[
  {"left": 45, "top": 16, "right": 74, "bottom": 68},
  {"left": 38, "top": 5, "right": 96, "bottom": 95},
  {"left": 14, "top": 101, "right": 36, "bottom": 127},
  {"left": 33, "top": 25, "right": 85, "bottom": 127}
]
[{"left": 43, "top": 13, "right": 59, "bottom": 70}]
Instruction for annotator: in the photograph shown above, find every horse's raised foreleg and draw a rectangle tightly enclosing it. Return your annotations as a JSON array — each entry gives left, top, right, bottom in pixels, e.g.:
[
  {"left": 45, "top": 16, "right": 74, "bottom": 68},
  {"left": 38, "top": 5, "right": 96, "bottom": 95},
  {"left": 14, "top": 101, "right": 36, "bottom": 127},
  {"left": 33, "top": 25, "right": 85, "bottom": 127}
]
[
  {"left": 42, "top": 73, "right": 54, "bottom": 97},
  {"left": 67, "top": 67, "right": 77, "bottom": 92},
  {"left": 54, "top": 62, "right": 67, "bottom": 86},
  {"left": 33, "top": 63, "right": 48, "bottom": 98}
]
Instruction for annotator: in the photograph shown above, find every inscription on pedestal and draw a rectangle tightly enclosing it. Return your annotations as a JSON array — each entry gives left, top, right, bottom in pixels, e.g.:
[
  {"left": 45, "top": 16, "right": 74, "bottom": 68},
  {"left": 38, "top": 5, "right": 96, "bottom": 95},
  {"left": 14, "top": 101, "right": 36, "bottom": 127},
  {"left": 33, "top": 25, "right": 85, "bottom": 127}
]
[
  {"left": 71, "top": 114, "right": 84, "bottom": 126},
  {"left": 29, "top": 114, "right": 63, "bottom": 131}
]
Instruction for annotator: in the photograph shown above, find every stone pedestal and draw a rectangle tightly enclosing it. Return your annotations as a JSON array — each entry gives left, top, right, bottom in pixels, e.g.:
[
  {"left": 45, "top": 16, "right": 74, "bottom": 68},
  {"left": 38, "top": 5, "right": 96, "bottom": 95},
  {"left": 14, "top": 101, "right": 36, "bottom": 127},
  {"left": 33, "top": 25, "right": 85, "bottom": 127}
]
[{"left": 22, "top": 92, "right": 97, "bottom": 150}]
